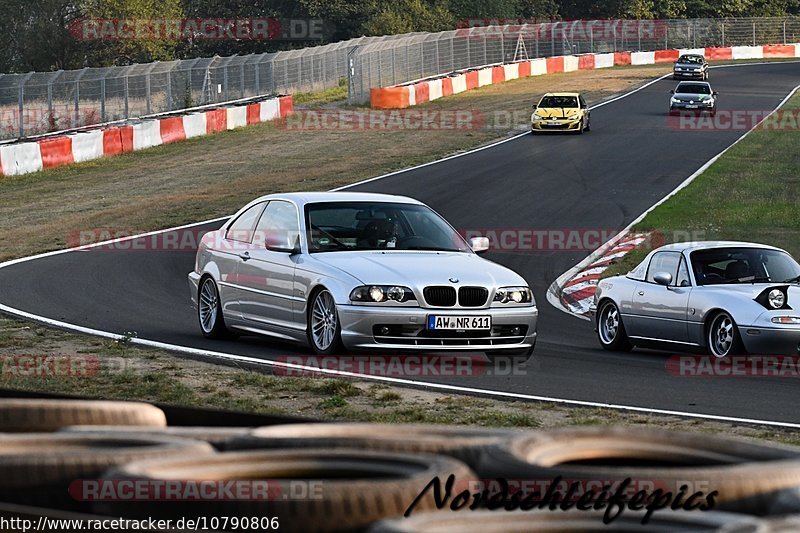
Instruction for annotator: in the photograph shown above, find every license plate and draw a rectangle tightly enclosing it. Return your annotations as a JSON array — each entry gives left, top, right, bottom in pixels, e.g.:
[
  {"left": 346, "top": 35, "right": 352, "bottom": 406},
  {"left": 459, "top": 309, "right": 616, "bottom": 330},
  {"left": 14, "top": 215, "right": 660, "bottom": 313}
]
[
  {"left": 427, "top": 315, "right": 491, "bottom": 330},
  {"left": 547, "top": 121, "right": 562, "bottom": 126},
  {"left": 685, "top": 105, "right": 698, "bottom": 109}
]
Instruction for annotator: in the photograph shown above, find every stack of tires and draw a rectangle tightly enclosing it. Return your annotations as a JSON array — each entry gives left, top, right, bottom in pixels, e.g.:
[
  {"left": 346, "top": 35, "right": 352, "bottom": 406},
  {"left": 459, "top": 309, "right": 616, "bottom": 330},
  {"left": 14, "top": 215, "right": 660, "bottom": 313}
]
[{"left": 2, "top": 398, "right": 800, "bottom": 531}]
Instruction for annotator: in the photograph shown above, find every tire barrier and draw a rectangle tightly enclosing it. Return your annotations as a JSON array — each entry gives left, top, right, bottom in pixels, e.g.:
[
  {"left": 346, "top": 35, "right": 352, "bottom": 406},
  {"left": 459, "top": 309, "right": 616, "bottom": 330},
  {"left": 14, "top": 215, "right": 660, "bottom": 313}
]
[
  {"left": 1, "top": 397, "right": 800, "bottom": 529},
  {"left": 96, "top": 449, "right": 474, "bottom": 532},
  {"left": 60, "top": 425, "right": 253, "bottom": 451},
  {"left": 0, "top": 399, "right": 167, "bottom": 432},
  {"left": 369, "top": 509, "right": 766, "bottom": 532},
  {"left": 226, "top": 423, "right": 517, "bottom": 474},
  {"left": 477, "top": 426, "right": 800, "bottom": 516},
  {"left": 369, "top": 44, "right": 800, "bottom": 109},
  {"left": 0, "top": 433, "right": 214, "bottom": 510},
  {"left": 0, "top": 95, "right": 293, "bottom": 178}
]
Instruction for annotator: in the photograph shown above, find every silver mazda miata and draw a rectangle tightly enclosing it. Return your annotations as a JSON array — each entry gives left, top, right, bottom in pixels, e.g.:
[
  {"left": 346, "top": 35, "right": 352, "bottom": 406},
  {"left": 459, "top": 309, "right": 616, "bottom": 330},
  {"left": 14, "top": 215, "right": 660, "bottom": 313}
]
[
  {"left": 591, "top": 242, "right": 800, "bottom": 357},
  {"left": 189, "top": 192, "right": 538, "bottom": 356}
]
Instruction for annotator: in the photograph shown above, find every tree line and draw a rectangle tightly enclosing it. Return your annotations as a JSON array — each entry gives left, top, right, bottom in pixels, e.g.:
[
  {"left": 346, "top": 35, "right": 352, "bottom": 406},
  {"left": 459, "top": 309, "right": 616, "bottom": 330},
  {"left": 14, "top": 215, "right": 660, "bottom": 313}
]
[{"left": 1, "top": 0, "right": 798, "bottom": 73}]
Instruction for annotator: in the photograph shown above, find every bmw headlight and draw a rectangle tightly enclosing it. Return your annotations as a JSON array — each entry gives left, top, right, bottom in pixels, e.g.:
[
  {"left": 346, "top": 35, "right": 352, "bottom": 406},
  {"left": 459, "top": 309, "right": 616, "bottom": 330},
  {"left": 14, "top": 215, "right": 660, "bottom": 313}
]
[
  {"left": 768, "top": 289, "right": 786, "bottom": 309},
  {"left": 350, "top": 285, "right": 416, "bottom": 304},
  {"left": 670, "top": 97, "right": 679, "bottom": 103},
  {"left": 494, "top": 286, "right": 533, "bottom": 304}
]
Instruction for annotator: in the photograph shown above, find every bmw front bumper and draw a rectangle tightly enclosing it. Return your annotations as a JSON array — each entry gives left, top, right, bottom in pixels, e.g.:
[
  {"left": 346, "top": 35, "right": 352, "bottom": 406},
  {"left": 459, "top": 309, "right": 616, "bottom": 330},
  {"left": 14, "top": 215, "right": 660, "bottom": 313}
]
[
  {"left": 673, "top": 70, "right": 704, "bottom": 78},
  {"left": 337, "top": 304, "right": 538, "bottom": 351},
  {"left": 531, "top": 119, "right": 582, "bottom": 132}
]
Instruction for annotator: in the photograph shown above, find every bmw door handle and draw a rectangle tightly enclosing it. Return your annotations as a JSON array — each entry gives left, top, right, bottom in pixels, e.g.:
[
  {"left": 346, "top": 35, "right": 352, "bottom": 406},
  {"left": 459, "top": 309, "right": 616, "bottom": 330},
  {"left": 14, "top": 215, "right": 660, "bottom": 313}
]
[
  {"left": 239, "top": 252, "right": 251, "bottom": 261},
  {"left": 637, "top": 290, "right": 645, "bottom": 296}
]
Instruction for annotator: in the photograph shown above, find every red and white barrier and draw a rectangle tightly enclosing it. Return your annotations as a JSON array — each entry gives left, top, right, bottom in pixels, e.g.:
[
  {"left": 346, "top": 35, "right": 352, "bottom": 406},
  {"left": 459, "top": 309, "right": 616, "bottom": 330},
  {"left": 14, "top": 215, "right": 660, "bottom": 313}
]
[
  {"left": 370, "top": 43, "right": 800, "bottom": 109},
  {"left": 0, "top": 95, "right": 293, "bottom": 177}
]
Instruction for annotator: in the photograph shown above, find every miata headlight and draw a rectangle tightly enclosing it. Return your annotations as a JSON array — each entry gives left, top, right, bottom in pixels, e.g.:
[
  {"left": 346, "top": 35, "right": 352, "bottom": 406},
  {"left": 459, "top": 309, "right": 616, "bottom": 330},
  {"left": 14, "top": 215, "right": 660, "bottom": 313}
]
[
  {"left": 350, "top": 285, "right": 415, "bottom": 303},
  {"left": 768, "top": 289, "right": 786, "bottom": 309},
  {"left": 494, "top": 286, "right": 532, "bottom": 304}
]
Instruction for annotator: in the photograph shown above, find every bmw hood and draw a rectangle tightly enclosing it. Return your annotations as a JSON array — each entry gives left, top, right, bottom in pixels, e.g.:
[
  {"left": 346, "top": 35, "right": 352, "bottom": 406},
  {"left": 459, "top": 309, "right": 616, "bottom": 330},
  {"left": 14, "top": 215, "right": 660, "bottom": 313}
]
[{"left": 312, "top": 251, "right": 527, "bottom": 288}]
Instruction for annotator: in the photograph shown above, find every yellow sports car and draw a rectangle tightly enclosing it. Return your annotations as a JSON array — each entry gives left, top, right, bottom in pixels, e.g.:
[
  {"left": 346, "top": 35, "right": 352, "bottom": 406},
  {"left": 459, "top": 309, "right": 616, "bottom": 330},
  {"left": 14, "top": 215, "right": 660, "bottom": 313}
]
[{"left": 530, "top": 92, "right": 591, "bottom": 134}]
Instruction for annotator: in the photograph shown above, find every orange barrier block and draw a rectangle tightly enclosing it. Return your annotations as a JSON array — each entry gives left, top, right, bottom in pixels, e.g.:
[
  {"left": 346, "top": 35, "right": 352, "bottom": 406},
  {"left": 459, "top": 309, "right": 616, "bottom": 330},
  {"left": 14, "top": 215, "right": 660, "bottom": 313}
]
[
  {"left": 38, "top": 137, "right": 73, "bottom": 169},
  {"left": 614, "top": 52, "right": 632, "bottom": 65},
  {"left": 414, "top": 82, "right": 430, "bottom": 104},
  {"left": 491, "top": 66, "right": 505, "bottom": 84},
  {"left": 159, "top": 117, "right": 186, "bottom": 144},
  {"left": 246, "top": 103, "right": 261, "bottom": 124},
  {"left": 655, "top": 49, "right": 679, "bottom": 63},
  {"left": 578, "top": 54, "right": 595, "bottom": 70},
  {"left": 279, "top": 95, "right": 294, "bottom": 117},
  {"left": 465, "top": 71, "right": 479, "bottom": 90},
  {"left": 518, "top": 61, "right": 531, "bottom": 77},
  {"left": 442, "top": 77, "right": 453, "bottom": 97},
  {"left": 370, "top": 87, "right": 410, "bottom": 109},
  {"left": 705, "top": 47, "right": 733, "bottom": 60},
  {"left": 546, "top": 56, "right": 564, "bottom": 73},
  {"left": 763, "top": 44, "right": 795, "bottom": 58},
  {"left": 205, "top": 109, "right": 227, "bottom": 133},
  {"left": 102, "top": 126, "right": 133, "bottom": 155}
]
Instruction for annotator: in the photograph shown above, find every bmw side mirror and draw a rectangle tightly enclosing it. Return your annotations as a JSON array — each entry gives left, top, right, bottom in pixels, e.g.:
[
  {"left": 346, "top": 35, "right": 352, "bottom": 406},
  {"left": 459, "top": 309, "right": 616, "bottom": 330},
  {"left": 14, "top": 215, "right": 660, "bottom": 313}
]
[
  {"left": 469, "top": 236, "right": 490, "bottom": 255},
  {"left": 266, "top": 233, "right": 300, "bottom": 254},
  {"left": 670, "top": 90, "right": 675, "bottom": 94},
  {"left": 712, "top": 91, "right": 718, "bottom": 96},
  {"left": 653, "top": 272, "right": 673, "bottom": 286}
]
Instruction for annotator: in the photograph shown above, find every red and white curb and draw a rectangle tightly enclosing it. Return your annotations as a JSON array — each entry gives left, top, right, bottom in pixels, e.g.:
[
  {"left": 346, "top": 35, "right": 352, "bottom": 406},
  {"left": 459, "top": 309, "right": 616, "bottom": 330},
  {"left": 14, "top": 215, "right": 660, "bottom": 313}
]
[{"left": 558, "top": 232, "right": 653, "bottom": 316}]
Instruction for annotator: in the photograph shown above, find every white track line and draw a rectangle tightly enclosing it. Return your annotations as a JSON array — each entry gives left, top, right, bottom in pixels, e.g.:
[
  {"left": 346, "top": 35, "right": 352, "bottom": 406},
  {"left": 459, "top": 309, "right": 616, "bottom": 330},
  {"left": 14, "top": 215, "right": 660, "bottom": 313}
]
[{"left": 2, "top": 64, "right": 799, "bottom": 429}]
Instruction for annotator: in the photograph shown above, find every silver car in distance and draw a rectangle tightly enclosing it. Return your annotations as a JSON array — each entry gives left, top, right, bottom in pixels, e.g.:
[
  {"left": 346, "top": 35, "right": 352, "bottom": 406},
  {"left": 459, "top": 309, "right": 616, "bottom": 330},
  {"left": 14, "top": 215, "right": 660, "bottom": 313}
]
[
  {"left": 189, "top": 192, "right": 538, "bottom": 357},
  {"left": 591, "top": 242, "right": 800, "bottom": 358}
]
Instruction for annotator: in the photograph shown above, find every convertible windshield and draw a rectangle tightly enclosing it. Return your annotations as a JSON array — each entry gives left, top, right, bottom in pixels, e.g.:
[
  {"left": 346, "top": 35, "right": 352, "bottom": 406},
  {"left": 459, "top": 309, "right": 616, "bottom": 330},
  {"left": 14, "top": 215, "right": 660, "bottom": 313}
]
[
  {"left": 678, "top": 55, "right": 704, "bottom": 64},
  {"left": 305, "top": 202, "right": 471, "bottom": 253},
  {"left": 676, "top": 83, "right": 711, "bottom": 94},
  {"left": 691, "top": 247, "right": 800, "bottom": 285},
  {"left": 538, "top": 96, "right": 579, "bottom": 108}
]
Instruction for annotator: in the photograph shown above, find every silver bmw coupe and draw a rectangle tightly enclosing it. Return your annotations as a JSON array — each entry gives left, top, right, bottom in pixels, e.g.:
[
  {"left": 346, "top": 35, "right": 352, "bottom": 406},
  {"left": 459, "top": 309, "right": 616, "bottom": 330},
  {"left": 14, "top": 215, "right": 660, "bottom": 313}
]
[
  {"left": 189, "top": 192, "right": 538, "bottom": 356},
  {"left": 591, "top": 242, "right": 800, "bottom": 358}
]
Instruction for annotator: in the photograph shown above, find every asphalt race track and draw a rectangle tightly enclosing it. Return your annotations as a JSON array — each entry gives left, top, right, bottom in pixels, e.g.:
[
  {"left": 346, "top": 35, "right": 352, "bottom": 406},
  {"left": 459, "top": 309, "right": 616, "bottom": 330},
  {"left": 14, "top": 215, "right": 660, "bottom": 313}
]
[{"left": 2, "top": 62, "right": 800, "bottom": 424}]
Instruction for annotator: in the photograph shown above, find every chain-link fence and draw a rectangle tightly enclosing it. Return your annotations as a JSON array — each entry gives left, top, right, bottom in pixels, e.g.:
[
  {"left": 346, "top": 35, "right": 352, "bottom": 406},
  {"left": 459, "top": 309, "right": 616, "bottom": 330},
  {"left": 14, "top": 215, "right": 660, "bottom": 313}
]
[
  {"left": 0, "top": 34, "right": 420, "bottom": 141},
  {"left": 349, "top": 17, "right": 800, "bottom": 103},
  {"left": 2, "top": 17, "right": 800, "bottom": 139}
]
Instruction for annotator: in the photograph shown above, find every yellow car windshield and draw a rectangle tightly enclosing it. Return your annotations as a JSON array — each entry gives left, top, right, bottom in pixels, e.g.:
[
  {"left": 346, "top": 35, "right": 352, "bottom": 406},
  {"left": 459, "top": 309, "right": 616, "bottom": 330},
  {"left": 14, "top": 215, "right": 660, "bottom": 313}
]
[{"left": 539, "top": 96, "right": 579, "bottom": 108}]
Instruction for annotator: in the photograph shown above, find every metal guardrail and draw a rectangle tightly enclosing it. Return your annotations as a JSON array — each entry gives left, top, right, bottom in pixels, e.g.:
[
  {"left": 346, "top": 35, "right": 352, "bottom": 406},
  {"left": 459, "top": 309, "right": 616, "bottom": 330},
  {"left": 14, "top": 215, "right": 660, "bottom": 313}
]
[{"left": 2, "top": 17, "right": 800, "bottom": 139}]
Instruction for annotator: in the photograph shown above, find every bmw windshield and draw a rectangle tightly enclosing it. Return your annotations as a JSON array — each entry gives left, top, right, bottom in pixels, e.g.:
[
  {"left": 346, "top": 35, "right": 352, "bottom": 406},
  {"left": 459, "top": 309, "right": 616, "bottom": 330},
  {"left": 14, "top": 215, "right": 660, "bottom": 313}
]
[
  {"left": 305, "top": 202, "right": 471, "bottom": 253},
  {"left": 691, "top": 248, "right": 800, "bottom": 285}
]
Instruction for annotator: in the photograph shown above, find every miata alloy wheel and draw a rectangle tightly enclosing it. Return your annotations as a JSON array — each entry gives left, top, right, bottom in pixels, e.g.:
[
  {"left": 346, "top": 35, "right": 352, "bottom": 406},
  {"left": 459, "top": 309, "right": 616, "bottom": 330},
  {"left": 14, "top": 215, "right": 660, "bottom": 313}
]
[
  {"left": 597, "top": 301, "right": 632, "bottom": 351},
  {"left": 309, "top": 289, "right": 342, "bottom": 354},
  {"left": 707, "top": 312, "right": 742, "bottom": 358}
]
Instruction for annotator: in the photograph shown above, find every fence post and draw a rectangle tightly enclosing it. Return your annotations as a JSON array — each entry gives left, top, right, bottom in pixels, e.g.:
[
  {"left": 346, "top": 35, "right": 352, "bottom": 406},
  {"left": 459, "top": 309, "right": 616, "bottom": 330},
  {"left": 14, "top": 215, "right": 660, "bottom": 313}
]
[
  {"left": 124, "top": 74, "right": 130, "bottom": 119},
  {"left": 240, "top": 64, "right": 245, "bottom": 98},
  {"left": 693, "top": 19, "right": 697, "bottom": 48},
  {"left": 784, "top": 20, "right": 787, "bottom": 44},
  {"left": 753, "top": 22, "right": 756, "bottom": 46},
  {"left": 721, "top": 22, "right": 725, "bottom": 47},
  {"left": 500, "top": 31, "right": 504, "bottom": 63},
  {"left": 145, "top": 70, "right": 151, "bottom": 114},
  {"left": 223, "top": 65, "right": 229, "bottom": 101},
  {"left": 589, "top": 23, "right": 593, "bottom": 53},
  {"left": 392, "top": 47, "right": 396, "bottom": 85},
  {"left": 551, "top": 23, "right": 555, "bottom": 56},
  {"left": 638, "top": 20, "right": 641, "bottom": 51},
  {"left": 47, "top": 78, "right": 54, "bottom": 126},
  {"left": 100, "top": 76, "right": 106, "bottom": 121},
  {"left": 166, "top": 71, "right": 172, "bottom": 111},
  {"left": 255, "top": 62, "right": 260, "bottom": 95},
  {"left": 18, "top": 83, "right": 24, "bottom": 138}
]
